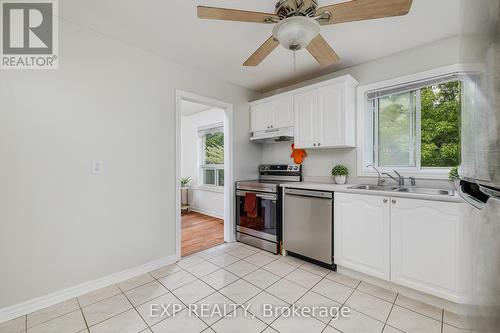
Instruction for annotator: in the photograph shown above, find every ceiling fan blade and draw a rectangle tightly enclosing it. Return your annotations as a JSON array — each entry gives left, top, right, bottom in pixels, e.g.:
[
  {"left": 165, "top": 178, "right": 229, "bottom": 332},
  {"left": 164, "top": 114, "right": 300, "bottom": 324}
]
[
  {"left": 243, "top": 36, "right": 280, "bottom": 66},
  {"left": 316, "top": 0, "right": 413, "bottom": 25},
  {"left": 306, "top": 35, "right": 340, "bottom": 66},
  {"left": 197, "top": 6, "right": 278, "bottom": 24}
]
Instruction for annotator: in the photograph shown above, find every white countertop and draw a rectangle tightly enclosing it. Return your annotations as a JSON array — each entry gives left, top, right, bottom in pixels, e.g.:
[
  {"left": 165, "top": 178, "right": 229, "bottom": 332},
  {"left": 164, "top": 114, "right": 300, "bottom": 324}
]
[{"left": 279, "top": 182, "right": 463, "bottom": 203}]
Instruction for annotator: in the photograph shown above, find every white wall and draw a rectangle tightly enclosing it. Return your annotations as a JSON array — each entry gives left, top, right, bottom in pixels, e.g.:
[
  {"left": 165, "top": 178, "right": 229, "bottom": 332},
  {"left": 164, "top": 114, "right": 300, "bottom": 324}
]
[
  {"left": 261, "top": 36, "right": 461, "bottom": 181},
  {"left": 181, "top": 108, "right": 225, "bottom": 218},
  {"left": 0, "top": 18, "right": 260, "bottom": 310}
]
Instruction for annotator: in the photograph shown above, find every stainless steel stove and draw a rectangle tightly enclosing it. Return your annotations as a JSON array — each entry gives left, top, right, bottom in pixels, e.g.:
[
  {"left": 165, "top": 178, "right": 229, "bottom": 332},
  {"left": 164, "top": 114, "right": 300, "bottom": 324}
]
[{"left": 235, "top": 164, "right": 302, "bottom": 254}]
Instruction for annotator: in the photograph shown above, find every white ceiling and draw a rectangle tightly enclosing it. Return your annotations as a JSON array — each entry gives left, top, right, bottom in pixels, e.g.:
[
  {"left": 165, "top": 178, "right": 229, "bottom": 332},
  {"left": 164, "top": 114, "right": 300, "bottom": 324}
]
[{"left": 59, "top": 0, "right": 461, "bottom": 92}]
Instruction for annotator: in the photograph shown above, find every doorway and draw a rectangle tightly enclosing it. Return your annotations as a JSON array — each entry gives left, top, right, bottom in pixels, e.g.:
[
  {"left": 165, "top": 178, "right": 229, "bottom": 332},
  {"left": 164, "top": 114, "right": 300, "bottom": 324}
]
[{"left": 175, "top": 91, "right": 234, "bottom": 259}]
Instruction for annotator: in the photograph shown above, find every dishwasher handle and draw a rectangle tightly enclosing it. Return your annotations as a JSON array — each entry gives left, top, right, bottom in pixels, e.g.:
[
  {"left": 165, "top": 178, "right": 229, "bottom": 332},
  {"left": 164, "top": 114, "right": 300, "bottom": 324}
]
[{"left": 284, "top": 188, "right": 333, "bottom": 199}]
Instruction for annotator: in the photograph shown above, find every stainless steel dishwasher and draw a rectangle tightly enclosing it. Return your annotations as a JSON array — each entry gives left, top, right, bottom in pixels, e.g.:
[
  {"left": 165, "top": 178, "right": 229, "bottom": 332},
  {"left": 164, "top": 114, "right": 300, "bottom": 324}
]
[{"left": 283, "top": 188, "right": 334, "bottom": 268}]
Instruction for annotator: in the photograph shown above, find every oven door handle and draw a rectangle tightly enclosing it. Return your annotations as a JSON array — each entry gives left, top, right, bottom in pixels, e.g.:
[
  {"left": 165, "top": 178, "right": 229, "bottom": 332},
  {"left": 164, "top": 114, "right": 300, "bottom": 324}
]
[{"left": 236, "top": 190, "right": 277, "bottom": 201}]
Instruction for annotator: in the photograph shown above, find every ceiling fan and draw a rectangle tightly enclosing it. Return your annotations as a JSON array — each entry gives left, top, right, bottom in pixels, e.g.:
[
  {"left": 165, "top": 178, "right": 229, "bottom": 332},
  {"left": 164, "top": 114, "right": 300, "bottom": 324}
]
[{"left": 197, "top": 0, "right": 413, "bottom": 67}]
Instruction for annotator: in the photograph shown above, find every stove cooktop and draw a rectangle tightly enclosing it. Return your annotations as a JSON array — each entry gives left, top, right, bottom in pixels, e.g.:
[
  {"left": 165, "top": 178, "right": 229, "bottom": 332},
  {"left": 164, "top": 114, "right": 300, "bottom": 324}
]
[
  {"left": 236, "top": 164, "right": 303, "bottom": 193},
  {"left": 236, "top": 180, "right": 281, "bottom": 193}
]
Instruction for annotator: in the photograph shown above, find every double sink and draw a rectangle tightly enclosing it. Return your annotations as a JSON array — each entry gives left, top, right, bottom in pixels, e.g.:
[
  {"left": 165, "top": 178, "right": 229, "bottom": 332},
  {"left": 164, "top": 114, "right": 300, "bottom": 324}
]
[{"left": 348, "top": 184, "right": 455, "bottom": 196}]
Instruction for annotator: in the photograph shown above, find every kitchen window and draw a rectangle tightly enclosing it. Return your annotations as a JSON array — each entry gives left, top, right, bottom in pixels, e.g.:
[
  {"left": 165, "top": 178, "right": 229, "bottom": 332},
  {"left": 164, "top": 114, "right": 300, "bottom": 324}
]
[
  {"left": 199, "top": 123, "right": 224, "bottom": 187},
  {"left": 364, "top": 74, "right": 461, "bottom": 175}
]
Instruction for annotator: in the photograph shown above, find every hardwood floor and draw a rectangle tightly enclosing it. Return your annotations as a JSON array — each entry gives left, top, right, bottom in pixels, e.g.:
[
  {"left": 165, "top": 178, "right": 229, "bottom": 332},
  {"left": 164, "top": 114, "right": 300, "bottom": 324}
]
[{"left": 181, "top": 211, "right": 224, "bottom": 257}]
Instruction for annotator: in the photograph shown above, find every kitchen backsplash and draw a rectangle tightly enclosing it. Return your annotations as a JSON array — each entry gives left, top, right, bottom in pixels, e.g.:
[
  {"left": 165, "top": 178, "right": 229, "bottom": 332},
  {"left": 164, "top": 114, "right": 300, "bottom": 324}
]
[
  {"left": 262, "top": 141, "right": 357, "bottom": 177},
  {"left": 261, "top": 141, "right": 453, "bottom": 189}
]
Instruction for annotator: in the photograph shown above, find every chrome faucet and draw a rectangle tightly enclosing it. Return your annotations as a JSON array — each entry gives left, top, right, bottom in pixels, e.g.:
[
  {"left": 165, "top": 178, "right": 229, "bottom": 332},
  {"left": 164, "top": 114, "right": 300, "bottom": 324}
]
[
  {"left": 382, "top": 170, "right": 405, "bottom": 186},
  {"left": 409, "top": 176, "right": 416, "bottom": 187},
  {"left": 367, "top": 164, "right": 385, "bottom": 186}
]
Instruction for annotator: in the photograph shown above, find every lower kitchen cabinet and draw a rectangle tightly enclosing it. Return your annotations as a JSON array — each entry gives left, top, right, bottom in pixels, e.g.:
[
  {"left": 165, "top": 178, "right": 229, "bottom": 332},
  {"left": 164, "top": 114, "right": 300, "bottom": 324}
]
[
  {"left": 334, "top": 193, "right": 391, "bottom": 280},
  {"left": 391, "top": 197, "right": 467, "bottom": 302},
  {"left": 334, "top": 192, "right": 468, "bottom": 303}
]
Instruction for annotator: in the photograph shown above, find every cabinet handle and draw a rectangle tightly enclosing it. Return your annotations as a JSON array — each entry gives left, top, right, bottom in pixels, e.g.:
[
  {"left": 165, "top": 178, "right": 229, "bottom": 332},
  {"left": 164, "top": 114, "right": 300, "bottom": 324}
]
[
  {"left": 392, "top": 199, "right": 396, "bottom": 204},
  {"left": 383, "top": 199, "right": 388, "bottom": 203}
]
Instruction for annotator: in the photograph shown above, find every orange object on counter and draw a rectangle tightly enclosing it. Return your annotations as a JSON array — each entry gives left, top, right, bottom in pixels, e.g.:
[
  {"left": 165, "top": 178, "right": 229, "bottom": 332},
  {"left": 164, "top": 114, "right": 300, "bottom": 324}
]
[{"left": 290, "top": 144, "right": 307, "bottom": 164}]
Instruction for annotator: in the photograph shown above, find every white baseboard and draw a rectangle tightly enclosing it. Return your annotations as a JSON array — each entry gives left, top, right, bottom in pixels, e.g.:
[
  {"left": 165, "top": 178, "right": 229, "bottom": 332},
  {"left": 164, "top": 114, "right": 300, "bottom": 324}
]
[
  {"left": 189, "top": 207, "right": 224, "bottom": 220},
  {"left": 337, "top": 266, "right": 465, "bottom": 310},
  {"left": 0, "top": 254, "right": 177, "bottom": 324}
]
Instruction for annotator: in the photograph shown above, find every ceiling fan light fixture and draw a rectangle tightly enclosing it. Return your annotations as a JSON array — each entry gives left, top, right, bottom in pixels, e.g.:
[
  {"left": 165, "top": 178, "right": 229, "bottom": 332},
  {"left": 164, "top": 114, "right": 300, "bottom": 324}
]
[{"left": 272, "top": 16, "right": 320, "bottom": 51}]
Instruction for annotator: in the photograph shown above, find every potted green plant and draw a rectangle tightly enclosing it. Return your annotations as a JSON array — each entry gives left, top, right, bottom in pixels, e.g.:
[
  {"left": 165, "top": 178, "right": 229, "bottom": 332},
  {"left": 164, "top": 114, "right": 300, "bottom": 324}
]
[
  {"left": 331, "top": 165, "right": 349, "bottom": 185},
  {"left": 181, "top": 177, "right": 191, "bottom": 188},
  {"left": 180, "top": 177, "right": 191, "bottom": 213},
  {"left": 449, "top": 166, "right": 459, "bottom": 189}
]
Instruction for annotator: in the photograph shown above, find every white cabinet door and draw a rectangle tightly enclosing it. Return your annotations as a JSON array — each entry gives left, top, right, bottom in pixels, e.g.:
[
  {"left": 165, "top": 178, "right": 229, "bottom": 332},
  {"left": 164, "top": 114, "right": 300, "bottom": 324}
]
[
  {"left": 272, "top": 96, "right": 294, "bottom": 129},
  {"left": 251, "top": 103, "right": 272, "bottom": 132},
  {"left": 251, "top": 102, "right": 274, "bottom": 132},
  {"left": 293, "top": 89, "right": 318, "bottom": 149},
  {"left": 334, "top": 193, "right": 391, "bottom": 280},
  {"left": 251, "top": 96, "right": 293, "bottom": 132},
  {"left": 317, "top": 84, "right": 345, "bottom": 147},
  {"left": 391, "top": 198, "right": 465, "bottom": 301}
]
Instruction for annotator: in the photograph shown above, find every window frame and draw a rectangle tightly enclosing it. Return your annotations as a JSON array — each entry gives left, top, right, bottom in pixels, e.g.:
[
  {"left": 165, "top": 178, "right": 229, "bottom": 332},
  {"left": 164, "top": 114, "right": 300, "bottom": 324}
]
[
  {"left": 198, "top": 122, "right": 224, "bottom": 189},
  {"left": 356, "top": 65, "right": 468, "bottom": 179},
  {"left": 370, "top": 90, "right": 420, "bottom": 169}
]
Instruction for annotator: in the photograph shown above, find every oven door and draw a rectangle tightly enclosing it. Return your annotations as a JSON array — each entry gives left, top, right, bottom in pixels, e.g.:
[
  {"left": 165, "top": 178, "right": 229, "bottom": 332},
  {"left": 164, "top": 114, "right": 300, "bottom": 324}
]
[{"left": 236, "top": 190, "right": 278, "bottom": 242}]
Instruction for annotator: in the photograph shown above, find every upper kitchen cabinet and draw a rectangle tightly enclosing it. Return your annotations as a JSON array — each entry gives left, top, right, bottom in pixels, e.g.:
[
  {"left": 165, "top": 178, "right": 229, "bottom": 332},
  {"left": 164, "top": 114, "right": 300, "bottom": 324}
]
[
  {"left": 294, "top": 76, "right": 358, "bottom": 149},
  {"left": 249, "top": 75, "right": 358, "bottom": 146},
  {"left": 293, "top": 89, "right": 317, "bottom": 148},
  {"left": 250, "top": 95, "right": 294, "bottom": 133}
]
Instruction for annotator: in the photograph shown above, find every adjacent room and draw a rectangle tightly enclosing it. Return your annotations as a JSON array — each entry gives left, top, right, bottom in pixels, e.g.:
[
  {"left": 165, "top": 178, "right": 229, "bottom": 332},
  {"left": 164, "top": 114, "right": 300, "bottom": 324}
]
[
  {"left": 1, "top": 1, "right": 499, "bottom": 333},
  {"left": 180, "top": 100, "right": 225, "bottom": 256}
]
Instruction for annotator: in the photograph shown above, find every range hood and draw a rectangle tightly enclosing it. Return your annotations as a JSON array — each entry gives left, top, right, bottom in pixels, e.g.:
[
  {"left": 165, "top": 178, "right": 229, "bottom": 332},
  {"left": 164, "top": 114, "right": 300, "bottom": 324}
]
[{"left": 250, "top": 126, "right": 294, "bottom": 144}]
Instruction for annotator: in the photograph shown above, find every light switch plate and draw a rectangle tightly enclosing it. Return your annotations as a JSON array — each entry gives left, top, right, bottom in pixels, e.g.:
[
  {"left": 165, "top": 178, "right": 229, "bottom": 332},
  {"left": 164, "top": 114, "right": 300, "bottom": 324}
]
[{"left": 91, "top": 160, "right": 103, "bottom": 174}]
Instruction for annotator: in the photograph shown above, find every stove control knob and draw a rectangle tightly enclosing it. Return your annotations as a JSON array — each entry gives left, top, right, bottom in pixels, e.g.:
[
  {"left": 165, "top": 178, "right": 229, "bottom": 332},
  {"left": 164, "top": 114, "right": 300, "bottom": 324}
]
[
  {"left": 288, "top": 166, "right": 293, "bottom": 170},
  {"left": 294, "top": 166, "right": 299, "bottom": 170}
]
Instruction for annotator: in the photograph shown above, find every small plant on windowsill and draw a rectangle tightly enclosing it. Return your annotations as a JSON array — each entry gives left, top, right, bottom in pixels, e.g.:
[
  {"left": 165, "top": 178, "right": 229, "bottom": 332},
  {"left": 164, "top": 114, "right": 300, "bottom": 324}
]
[
  {"left": 449, "top": 166, "right": 460, "bottom": 190},
  {"left": 331, "top": 165, "right": 349, "bottom": 185},
  {"left": 448, "top": 166, "right": 459, "bottom": 181},
  {"left": 181, "top": 177, "right": 192, "bottom": 188}
]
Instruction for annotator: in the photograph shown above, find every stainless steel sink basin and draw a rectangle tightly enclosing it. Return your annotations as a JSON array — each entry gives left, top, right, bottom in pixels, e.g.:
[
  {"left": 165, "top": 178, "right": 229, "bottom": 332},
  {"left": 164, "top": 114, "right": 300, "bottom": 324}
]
[
  {"left": 395, "top": 187, "right": 454, "bottom": 196},
  {"left": 348, "top": 184, "right": 399, "bottom": 191},
  {"left": 348, "top": 184, "right": 455, "bottom": 196}
]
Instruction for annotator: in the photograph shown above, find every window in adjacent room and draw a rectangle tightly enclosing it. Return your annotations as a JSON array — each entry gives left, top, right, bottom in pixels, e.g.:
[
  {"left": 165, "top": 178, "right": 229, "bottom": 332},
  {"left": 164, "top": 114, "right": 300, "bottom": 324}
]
[
  {"left": 366, "top": 76, "right": 461, "bottom": 171},
  {"left": 199, "top": 124, "right": 224, "bottom": 187}
]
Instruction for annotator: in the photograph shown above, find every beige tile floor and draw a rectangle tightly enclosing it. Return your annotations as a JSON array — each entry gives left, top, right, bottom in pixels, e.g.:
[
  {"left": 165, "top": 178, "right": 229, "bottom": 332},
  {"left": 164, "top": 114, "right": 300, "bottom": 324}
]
[{"left": 0, "top": 242, "right": 478, "bottom": 333}]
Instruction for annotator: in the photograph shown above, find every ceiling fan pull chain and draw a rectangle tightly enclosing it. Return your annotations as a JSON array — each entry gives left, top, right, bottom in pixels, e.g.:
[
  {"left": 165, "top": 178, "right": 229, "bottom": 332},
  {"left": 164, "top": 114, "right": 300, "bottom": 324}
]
[{"left": 293, "top": 50, "right": 297, "bottom": 73}]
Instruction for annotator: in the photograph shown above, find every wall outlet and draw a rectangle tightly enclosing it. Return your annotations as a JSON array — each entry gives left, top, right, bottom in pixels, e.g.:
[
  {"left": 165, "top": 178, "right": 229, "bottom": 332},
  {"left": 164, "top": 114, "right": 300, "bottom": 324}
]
[{"left": 91, "top": 160, "right": 103, "bottom": 174}]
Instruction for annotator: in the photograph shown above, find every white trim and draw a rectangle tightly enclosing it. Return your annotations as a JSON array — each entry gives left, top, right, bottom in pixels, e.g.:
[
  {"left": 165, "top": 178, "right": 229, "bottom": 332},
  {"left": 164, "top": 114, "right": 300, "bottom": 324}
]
[
  {"left": 338, "top": 265, "right": 469, "bottom": 305},
  {"left": 189, "top": 207, "right": 224, "bottom": 220},
  {"left": 196, "top": 185, "right": 224, "bottom": 193},
  {"left": 356, "top": 64, "right": 470, "bottom": 180},
  {"left": 197, "top": 122, "right": 224, "bottom": 133},
  {"left": 175, "top": 90, "right": 235, "bottom": 261},
  {"left": 0, "top": 255, "right": 177, "bottom": 324}
]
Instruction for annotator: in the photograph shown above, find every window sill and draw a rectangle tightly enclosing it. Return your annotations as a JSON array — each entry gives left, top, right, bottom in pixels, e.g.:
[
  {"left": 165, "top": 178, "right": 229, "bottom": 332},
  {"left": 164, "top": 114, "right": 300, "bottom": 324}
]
[{"left": 195, "top": 185, "right": 224, "bottom": 193}]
